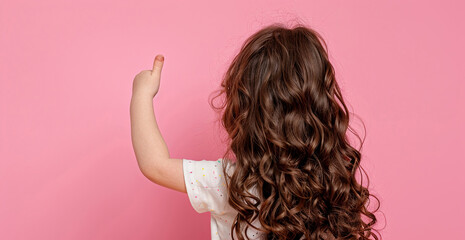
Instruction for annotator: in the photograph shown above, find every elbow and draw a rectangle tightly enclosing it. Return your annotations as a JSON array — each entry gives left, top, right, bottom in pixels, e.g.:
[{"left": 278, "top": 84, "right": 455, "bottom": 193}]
[{"left": 137, "top": 160, "right": 160, "bottom": 183}]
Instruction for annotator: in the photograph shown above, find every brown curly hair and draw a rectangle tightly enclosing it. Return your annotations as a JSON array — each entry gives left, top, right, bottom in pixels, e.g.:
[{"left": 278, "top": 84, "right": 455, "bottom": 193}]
[{"left": 209, "top": 23, "right": 382, "bottom": 240}]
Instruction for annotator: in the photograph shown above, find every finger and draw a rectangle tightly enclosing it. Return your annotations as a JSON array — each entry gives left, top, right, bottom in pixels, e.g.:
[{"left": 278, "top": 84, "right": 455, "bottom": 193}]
[{"left": 151, "top": 54, "right": 164, "bottom": 77}]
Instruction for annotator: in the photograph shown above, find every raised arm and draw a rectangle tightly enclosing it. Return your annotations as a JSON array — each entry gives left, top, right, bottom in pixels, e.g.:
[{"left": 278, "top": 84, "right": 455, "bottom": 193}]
[{"left": 130, "top": 55, "right": 186, "bottom": 193}]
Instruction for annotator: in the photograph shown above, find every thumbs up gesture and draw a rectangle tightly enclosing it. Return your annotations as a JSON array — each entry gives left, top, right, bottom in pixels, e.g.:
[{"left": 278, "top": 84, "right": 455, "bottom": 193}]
[{"left": 132, "top": 54, "right": 165, "bottom": 99}]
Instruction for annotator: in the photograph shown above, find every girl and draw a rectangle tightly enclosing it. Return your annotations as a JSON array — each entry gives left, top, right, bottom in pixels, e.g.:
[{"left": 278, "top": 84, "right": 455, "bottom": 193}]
[{"left": 130, "top": 23, "right": 381, "bottom": 240}]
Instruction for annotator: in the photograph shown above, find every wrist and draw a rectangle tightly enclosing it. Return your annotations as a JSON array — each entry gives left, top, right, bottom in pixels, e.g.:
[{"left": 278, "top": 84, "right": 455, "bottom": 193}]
[
  {"left": 131, "top": 93, "right": 154, "bottom": 102},
  {"left": 130, "top": 94, "right": 155, "bottom": 110}
]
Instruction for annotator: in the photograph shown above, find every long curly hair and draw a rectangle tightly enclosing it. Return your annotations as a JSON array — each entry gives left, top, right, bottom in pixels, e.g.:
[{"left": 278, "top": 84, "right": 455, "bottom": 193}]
[{"left": 209, "top": 23, "right": 382, "bottom": 240}]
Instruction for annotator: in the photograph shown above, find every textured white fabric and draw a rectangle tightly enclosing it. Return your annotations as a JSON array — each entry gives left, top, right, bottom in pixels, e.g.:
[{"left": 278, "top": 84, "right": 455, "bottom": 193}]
[{"left": 182, "top": 158, "right": 263, "bottom": 240}]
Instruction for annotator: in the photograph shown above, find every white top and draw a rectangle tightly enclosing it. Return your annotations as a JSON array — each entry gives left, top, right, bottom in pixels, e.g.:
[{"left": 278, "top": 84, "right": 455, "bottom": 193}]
[{"left": 182, "top": 158, "right": 264, "bottom": 240}]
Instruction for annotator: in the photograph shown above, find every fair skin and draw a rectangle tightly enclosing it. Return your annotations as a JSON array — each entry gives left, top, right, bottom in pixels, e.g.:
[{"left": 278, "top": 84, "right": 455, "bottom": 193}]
[{"left": 130, "top": 54, "right": 187, "bottom": 193}]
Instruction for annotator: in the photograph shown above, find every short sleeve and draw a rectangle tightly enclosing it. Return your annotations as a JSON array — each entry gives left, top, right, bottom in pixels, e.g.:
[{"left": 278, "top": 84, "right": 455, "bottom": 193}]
[{"left": 182, "top": 158, "right": 231, "bottom": 214}]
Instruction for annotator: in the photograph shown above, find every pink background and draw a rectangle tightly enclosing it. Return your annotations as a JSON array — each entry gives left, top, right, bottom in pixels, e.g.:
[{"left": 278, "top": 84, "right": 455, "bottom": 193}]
[{"left": 1, "top": 0, "right": 464, "bottom": 239}]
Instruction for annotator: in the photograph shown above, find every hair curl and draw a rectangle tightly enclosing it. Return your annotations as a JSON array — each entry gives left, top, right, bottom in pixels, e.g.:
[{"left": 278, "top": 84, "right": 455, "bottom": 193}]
[{"left": 209, "top": 23, "right": 382, "bottom": 240}]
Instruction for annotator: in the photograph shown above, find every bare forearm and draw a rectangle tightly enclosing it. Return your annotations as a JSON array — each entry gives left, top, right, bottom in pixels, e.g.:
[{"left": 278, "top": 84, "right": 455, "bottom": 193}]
[{"left": 130, "top": 94, "right": 169, "bottom": 171}]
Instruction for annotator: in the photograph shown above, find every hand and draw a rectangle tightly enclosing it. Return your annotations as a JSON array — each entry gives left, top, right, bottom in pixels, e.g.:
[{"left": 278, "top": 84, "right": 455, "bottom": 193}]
[{"left": 132, "top": 54, "right": 165, "bottom": 99}]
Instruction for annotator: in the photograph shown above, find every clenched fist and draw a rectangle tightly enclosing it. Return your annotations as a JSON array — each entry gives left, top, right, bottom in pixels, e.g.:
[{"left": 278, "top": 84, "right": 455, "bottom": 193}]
[{"left": 132, "top": 54, "right": 165, "bottom": 99}]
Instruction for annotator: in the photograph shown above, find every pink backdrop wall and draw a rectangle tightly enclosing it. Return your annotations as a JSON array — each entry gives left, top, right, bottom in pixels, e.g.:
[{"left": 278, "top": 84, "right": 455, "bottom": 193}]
[{"left": 1, "top": 0, "right": 464, "bottom": 239}]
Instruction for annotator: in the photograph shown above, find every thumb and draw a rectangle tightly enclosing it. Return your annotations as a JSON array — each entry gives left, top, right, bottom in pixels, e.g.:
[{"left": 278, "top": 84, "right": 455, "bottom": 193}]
[{"left": 151, "top": 54, "right": 164, "bottom": 77}]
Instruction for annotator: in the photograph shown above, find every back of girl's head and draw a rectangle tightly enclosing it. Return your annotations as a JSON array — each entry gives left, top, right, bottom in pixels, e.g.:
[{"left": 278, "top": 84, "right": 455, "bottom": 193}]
[{"left": 210, "top": 23, "right": 382, "bottom": 240}]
